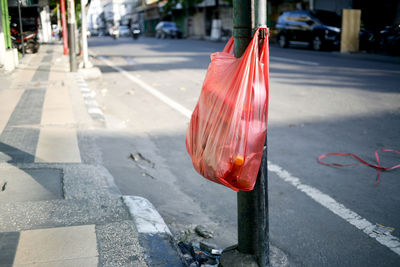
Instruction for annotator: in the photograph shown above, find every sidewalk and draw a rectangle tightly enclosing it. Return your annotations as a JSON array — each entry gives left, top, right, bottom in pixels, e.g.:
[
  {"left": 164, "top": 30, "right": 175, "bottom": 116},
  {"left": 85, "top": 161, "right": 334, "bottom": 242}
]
[{"left": 0, "top": 44, "right": 183, "bottom": 266}]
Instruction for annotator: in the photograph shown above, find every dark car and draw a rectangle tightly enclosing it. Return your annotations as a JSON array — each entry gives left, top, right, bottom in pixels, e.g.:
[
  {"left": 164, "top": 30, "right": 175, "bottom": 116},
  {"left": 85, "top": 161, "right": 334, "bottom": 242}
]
[
  {"left": 276, "top": 10, "right": 341, "bottom": 51},
  {"left": 155, "top": 21, "right": 182, "bottom": 39}
]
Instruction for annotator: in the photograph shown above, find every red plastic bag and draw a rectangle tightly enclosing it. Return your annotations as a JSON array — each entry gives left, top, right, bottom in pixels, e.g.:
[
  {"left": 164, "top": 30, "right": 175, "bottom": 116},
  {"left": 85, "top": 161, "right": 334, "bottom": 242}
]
[{"left": 186, "top": 27, "right": 269, "bottom": 191}]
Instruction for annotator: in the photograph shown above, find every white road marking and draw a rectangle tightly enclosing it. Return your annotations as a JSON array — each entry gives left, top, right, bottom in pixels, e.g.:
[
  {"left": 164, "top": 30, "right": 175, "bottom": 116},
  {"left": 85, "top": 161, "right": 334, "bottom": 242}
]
[
  {"left": 268, "top": 161, "right": 400, "bottom": 256},
  {"left": 92, "top": 49, "right": 400, "bottom": 256},
  {"left": 124, "top": 57, "right": 140, "bottom": 65},
  {"left": 270, "top": 56, "right": 319, "bottom": 66},
  {"left": 123, "top": 196, "right": 172, "bottom": 235},
  {"left": 96, "top": 55, "right": 192, "bottom": 119}
]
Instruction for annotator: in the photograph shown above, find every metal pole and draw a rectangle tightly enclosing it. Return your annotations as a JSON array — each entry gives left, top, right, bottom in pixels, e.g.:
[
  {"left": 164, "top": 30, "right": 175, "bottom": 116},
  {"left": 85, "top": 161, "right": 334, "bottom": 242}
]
[
  {"left": 57, "top": 4, "right": 61, "bottom": 38},
  {"left": 234, "top": 0, "right": 253, "bottom": 256},
  {"left": 232, "top": 0, "right": 251, "bottom": 58},
  {"left": 17, "top": 0, "right": 24, "bottom": 56},
  {"left": 67, "top": 0, "right": 77, "bottom": 72},
  {"left": 253, "top": 2, "right": 269, "bottom": 266},
  {"left": 235, "top": 0, "right": 269, "bottom": 266},
  {"left": 60, "top": 0, "right": 69, "bottom": 55},
  {"left": 80, "top": 0, "right": 90, "bottom": 67}
]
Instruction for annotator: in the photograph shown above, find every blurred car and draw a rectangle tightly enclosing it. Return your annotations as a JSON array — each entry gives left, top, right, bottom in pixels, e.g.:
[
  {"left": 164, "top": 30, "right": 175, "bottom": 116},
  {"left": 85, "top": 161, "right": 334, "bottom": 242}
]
[
  {"left": 276, "top": 10, "right": 341, "bottom": 51},
  {"left": 90, "top": 29, "right": 100, "bottom": 36},
  {"left": 119, "top": 25, "right": 131, "bottom": 37},
  {"left": 155, "top": 21, "right": 182, "bottom": 39}
]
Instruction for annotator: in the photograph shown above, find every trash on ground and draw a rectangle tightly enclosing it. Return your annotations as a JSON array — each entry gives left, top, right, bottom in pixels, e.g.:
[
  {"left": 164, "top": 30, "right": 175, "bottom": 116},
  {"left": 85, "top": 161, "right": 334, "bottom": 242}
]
[
  {"left": 129, "top": 152, "right": 155, "bottom": 168},
  {"left": 199, "top": 241, "right": 217, "bottom": 253},
  {"left": 195, "top": 225, "right": 213, "bottom": 238},
  {"left": 141, "top": 172, "right": 155, "bottom": 179},
  {"left": 178, "top": 241, "right": 220, "bottom": 267},
  {"left": 1, "top": 181, "right": 6, "bottom": 191},
  {"left": 318, "top": 149, "right": 400, "bottom": 184},
  {"left": 373, "top": 224, "right": 395, "bottom": 235}
]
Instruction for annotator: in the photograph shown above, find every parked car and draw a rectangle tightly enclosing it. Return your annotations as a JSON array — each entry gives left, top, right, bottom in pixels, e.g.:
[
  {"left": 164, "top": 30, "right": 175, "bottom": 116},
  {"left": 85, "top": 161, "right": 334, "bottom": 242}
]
[
  {"left": 155, "top": 21, "right": 182, "bottom": 39},
  {"left": 276, "top": 10, "right": 341, "bottom": 51}
]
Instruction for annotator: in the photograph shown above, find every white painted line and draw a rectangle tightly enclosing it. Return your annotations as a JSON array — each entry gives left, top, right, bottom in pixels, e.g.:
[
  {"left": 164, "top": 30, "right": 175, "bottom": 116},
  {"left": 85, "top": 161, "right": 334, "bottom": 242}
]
[
  {"left": 124, "top": 57, "right": 140, "bottom": 65},
  {"left": 123, "top": 196, "right": 172, "bottom": 235},
  {"left": 96, "top": 55, "right": 192, "bottom": 119},
  {"left": 268, "top": 161, "right": 400, "bottom": 256},
  {"left": 270, "top": 56, "right": 319, "bottom": 66}
]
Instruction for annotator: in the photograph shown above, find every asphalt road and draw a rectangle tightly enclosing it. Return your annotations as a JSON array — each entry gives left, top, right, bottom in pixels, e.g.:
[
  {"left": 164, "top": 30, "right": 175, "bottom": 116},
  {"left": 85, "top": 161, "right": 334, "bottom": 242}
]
[{"left": 87, "top": 35, "right": 400, "bottom": 266}]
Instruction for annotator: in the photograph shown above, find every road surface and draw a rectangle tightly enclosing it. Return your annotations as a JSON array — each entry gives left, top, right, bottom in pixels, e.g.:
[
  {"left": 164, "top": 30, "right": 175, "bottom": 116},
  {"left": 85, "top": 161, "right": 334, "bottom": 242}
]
[{"left": 86, "top": 36, "right": 400, "bottom": 266}]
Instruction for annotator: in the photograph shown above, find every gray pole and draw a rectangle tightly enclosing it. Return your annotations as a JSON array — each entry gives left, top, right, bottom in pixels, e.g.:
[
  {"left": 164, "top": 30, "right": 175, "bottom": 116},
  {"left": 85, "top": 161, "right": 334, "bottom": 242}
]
[
  {"left": 67, "top": 0, "right": 77, "bottom": 72},
  {"left": 232, "top": 0, "right": 251, "bottom": 58},
  {"left": 253, "top": 2, "right": 269, "bottom": 266},
  {"left": 235, "top": 0, "right": 269, "bottom": 266},
  {"left": 17, "top": 0, "right": 24, "bottom": 56}
]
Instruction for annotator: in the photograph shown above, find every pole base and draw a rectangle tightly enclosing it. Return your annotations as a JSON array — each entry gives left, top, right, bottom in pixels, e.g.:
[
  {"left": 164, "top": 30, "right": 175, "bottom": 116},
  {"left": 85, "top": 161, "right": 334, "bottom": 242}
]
[
  {"left": 220, "top": 245, "right": 258, "bottom": 267},
  {"left": 220, "top": 244, "right": 289, "bottom": 267}
]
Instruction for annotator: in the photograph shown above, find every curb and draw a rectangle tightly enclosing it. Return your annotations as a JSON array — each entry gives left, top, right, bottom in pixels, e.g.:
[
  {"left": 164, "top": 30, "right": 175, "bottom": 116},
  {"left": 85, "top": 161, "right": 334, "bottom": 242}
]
[
  {"left": 78, "top": 66, "right": 102, "bottom": 80},
  {"left": 123, "top": 196, "right": 184, "bottom": 267},
  {"left": 73, "top": 72, "right": 106, "bottom": 123}
]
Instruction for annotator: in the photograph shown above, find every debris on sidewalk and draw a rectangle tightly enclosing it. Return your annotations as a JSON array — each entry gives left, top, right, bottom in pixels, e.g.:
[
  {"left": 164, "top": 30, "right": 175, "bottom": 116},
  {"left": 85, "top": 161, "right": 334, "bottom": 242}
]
[
  {"left": 141, "top": 172, "right": 155, "bottom": 179},
  {"left": 1, "top": 181, "right": 6, "bottom": 191},
  {"left": 178, "top": 241, "right": 221, "bottom": 267},
  {"left": 130, "top": 152, "right": 155, "bottom": 168},
  {"left": 195, "top": 225, "right": 214, "bottom": 239}
]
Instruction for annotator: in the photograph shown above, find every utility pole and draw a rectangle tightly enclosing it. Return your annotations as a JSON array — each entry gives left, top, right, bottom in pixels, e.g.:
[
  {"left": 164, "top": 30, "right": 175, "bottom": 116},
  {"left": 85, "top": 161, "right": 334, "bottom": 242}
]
[
  {"left": 80, "top": 0, "right": 92, "bottom": 68},
  {"left": 221, "top": 1, "right": 269, "bottom": 266},
  {"left": 17, "top": 0, "right": 25, "bottom": 56},
  {"left": 67, "top": 0, "right": 77, "bottom": 71},
  {"left": 60, "top": 0, "right": 68, "bottom": 55},
  {"left": 57, "top": 3, "right": 61, "bottom": 38}
]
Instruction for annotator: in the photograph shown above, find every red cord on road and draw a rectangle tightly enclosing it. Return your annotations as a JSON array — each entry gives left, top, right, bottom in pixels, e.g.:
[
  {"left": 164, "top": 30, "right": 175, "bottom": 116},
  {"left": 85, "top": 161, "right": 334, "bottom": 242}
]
[{"left": 318, "top": 149, "right": 400, "bottom": 184}]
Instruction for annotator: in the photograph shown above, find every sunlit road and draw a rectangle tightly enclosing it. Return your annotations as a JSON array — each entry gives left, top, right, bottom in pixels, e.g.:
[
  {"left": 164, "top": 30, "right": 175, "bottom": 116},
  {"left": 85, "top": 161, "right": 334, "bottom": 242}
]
[{"left": 86, "top": 36, "right": 400, "bottom": 266}]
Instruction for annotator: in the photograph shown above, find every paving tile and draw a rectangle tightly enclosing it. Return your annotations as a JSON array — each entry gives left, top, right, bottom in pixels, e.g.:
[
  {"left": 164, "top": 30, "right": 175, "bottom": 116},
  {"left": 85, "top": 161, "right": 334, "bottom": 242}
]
[
  {"left": 41, "top": 85, "right": 74, "bottom": 126},
  {"left": 0, "top": 167, "right": 63, "bottom": 202},
  {"left": 13, "top": 257, "right": 98, "bottom": 267},
  {"left": 13, "top": 225, "right": 98, "bottom": 265},
  {"left": 35, "top": 128, "right": 81, "bottom": 163},
  {"left": 0, "top": 90, "right": 24, "bottom": 134},
  {"left": 0, "top": 232, "right": 20, "bottom": 265}
]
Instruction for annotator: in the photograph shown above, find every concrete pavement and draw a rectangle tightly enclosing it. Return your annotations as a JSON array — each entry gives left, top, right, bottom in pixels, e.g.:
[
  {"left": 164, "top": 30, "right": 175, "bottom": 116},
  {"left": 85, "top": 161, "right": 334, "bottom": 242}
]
[{"left": 0, "top": 44, "right": 183, "bottom": 266}]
